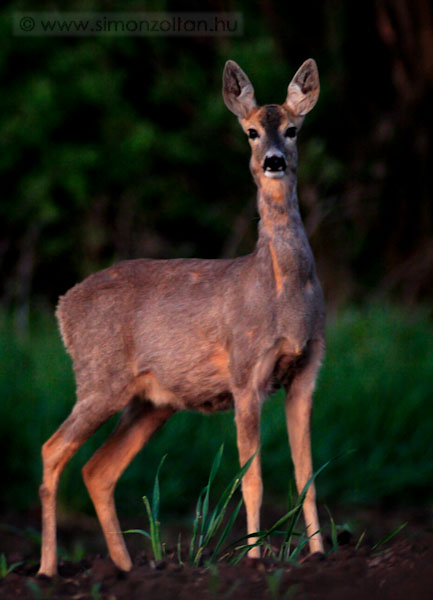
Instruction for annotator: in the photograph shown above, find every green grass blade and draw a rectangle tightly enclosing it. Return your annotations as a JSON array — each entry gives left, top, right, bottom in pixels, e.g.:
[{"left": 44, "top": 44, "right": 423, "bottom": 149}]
[
  {"left": 91, "top": 582, "right": 102, "bottom": 600},
  {"left": 221, "top": 529, "right": 269, "bottom": 563},
  {"left": 203, "top": 452, "right": 257, "bottom": 546},
  {"left": 143, "top": 495, "right": 163, "bottom": 561},
  {"left": 155, "top": 520, "right": 163, "bottom": 560},
  {"left": 142, "top": 495, "right": 156, "bottom": 552},
  {"left": 210, "top": 497, "right": 243, "bottom": 561},
  {"left": 152, "top": 454, "right": 167, "bottom": 523},
  {"left": 222, "top": 580, "right": 241, "bottom": 600},
  {"left": 226, "top": 520, "right": 291, "bottom": 562},
  {"left": 281, "top": 459, "right": 331, "bottom": 553},
  {"left": 355, "top": 530, "right": 366, "bottom": 551},
  {"left": 226, "top": 460, "right": 329, "bottom": 564},
  {"left": 270, "top": 505, "right": 303, "bottom": 537},
  {"left": 263, "top": 540, "right": 278, "bottom": 561},
  {"left": 265, "top": 568, "right": 284, "bottom": 599},
  {"left": 200, "top": 445, "right": 224, "bottom": 543},
  {"left": 177, "top": 532, "right": 183, "bottom": 565},
  {"left": 193, "top": 545, "right": 204, "bottom": 567},
  {"left": 189, "top": 450, "right": 257, "bottom": 565},
  {"left": 0, "top": 554, "right": 6, "bottom": 578},
  {"left": 325, "top": 506, "right": 338, "bottom": 555},
  {"left": 253, "top": 503, "right": 304, "bottom": 549},
  {"left": 0, "top": 525, "right": 42, "bottom": 548},
  {"left": 288, "top": 532, "right": 311, "bottom": 563},
  {"left": 229, "top": 543, "right": 252, "bottom": 565},
  {"left": 124, "top": 528, "right": 152, "bottom": 540},
  {"left": 26, "top": 580, "right": 43, "bottom": 599},
  {"left": 229, "top": 458, "right": 329, "bottom": 563},
  {"left": 189, "top": 491, "right": 204, "bottom": 562},
  {"left": 371, "top": 522, "right": 407, "bottom": 551},
  {"left": 298, "top": 460, "right": 330, "bottom": 503}
]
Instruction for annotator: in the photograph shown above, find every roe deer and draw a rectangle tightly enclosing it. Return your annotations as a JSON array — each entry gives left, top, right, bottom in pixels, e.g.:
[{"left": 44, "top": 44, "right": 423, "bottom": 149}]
[{"left": 38, "top": 58, "right": 325, "bottom": 577}]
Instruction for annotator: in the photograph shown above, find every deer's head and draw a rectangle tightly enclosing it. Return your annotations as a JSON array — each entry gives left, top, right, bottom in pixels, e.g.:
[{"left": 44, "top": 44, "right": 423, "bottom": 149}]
[{"left": 223, "top": 59, "right": 319, "bottom": 186}]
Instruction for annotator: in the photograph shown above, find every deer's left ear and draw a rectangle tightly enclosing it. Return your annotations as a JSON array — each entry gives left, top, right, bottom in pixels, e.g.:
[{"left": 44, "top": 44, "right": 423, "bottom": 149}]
[{"left": 285, "top": 59, "right": 320, "bottom": 117}]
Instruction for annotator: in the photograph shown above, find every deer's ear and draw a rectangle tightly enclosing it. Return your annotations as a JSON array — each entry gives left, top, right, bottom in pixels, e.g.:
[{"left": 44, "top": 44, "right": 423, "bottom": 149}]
[
  {"left": 285, "top": 59, "right": 320, "bottom": 117},
  {"left": 223, "top": 60, "right": 257, "bottom": 118}
]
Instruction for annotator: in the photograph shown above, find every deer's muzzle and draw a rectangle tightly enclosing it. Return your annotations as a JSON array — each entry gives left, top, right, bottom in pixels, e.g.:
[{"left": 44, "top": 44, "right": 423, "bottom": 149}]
[{"left": 263, "top": 151, "right": 287, "bottom": 178}]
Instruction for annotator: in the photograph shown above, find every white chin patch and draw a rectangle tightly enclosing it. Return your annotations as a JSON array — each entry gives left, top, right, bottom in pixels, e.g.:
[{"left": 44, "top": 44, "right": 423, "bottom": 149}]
[{"left": 264, "top": 170, "right": 285, "bottom": 179}]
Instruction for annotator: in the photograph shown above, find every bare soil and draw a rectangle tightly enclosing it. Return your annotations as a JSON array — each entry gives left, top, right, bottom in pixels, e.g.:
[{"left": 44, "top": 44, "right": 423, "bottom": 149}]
[{"left": 1, "top": 509, "right": 433, "bottom": 599}]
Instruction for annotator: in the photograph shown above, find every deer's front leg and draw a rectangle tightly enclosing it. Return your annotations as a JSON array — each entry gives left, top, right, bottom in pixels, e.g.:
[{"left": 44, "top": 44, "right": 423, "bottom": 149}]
[
  {"left": 285, "top": 340, "right": 324, "bottom": 554},
  {"left": 234, "top": 389, "right": 262, "bottom": 558}
]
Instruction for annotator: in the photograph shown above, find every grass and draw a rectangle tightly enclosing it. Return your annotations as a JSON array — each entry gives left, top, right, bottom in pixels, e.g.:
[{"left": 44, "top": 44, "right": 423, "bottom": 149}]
[
  {"left": 122, "top": 447, "right": 406, "bottom": 567},
  {"left": 228, "top": 459, "right": 330, "bottom": 565},
  {"left": 0, "top": 304, "right": 433, "bottom": 519},
  {"left": 124, "top": 445, "right": 315, "bottom": 565},
  {"left": 0, "top": 553, "right": 23, "bottom": 578},
  {"left": 187, "top": 445, "right": 255, "bottom": 565},
  {"left": 126, "top": 445, "right": 256, "bottom": 565},
  {"left": 371, "top": 521, "right": 408, "bottom": 552},
  {"left": 313, "top": 305, "right": 433, "bottom": 505},
  {"left": 125, "top": 455, "right": 168, "bottom": 561}
]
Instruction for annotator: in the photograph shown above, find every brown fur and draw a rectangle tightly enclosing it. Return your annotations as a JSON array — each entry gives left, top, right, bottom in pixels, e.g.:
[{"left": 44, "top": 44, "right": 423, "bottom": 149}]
[{"left": 38, "top": 58, "right": 325, "bottom": 576}]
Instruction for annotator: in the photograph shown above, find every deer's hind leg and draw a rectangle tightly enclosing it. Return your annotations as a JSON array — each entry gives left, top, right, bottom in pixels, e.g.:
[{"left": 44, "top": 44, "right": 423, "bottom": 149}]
[
  {"left": 38, "top": 394, "right": 119, "bottom": 577},
  {"left": 285, "top": 339, "right": 325, "bottom": 554},
  {"left": 81, "top": 399, "right": 174, "bottom": 571}
]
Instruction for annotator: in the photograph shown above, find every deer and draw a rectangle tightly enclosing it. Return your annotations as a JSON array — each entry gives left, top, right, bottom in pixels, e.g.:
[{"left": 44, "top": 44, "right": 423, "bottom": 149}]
[{"left": 38, "top": 58, "right": 325, "bottom": 577}]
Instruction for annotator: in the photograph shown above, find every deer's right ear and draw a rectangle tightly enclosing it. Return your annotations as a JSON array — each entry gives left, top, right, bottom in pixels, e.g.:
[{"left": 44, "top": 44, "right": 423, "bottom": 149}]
[{"left": 223, "top": 60, "right": 257, "bottom": 119}]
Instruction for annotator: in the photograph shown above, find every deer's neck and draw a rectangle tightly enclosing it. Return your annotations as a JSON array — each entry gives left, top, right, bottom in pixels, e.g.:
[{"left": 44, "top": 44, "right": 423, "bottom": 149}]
[
  {"left": 255, "top": 174, "right": 307, "bottom": 295},
  {"left": 257, "top": 176, "right": 299, "bottom": 235}
]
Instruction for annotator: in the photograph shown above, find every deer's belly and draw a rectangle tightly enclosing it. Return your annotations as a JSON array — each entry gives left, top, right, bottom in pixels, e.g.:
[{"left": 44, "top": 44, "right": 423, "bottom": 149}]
[
  {"left": 135, "top": 365, "right": 234, "bottom": 413},
  {"left": 134, "top": 336, "right": 311, "bottom": 413}
]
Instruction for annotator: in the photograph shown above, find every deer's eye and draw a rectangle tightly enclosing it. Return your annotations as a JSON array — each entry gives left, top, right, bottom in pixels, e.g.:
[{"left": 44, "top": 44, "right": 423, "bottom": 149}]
[
  {"left": 285, "top": 127, "right": 297, "bottom": 138},
  {"left": 248, "top": 128, "right": 259, "bottom": 139}
]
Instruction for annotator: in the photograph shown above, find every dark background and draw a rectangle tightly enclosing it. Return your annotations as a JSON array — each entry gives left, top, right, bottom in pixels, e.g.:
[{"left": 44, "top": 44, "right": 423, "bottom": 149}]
[{"left": 2, "top": 0, "right": 432, "bottom": 320}]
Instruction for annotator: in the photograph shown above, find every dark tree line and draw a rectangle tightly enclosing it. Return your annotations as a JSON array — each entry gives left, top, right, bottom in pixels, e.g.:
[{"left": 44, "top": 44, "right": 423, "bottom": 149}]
[{"left": 1, "top": 0, "right": 432, "bottom": 323}]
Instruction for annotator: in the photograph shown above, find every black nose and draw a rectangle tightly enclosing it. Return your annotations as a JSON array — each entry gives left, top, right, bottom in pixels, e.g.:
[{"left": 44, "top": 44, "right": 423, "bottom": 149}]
[{"left": 263, "top": 154, "right": 287, "bottom": 172}]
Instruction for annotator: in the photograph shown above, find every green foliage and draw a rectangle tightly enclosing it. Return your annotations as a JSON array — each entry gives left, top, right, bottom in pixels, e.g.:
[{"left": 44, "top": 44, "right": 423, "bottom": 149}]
[
  {"left": 207, "top": 565, "right": 241, "bottom": 599},
  {"left": 91, "top": 582, "right": 102, "bottom": 600},
  {"left": 325, "top": 506, "right": 339, "bottom": 555},
  {"left": 314, "top": 305, "right": 433, "bottom": 504},
  {"left": 264, "top": 568, "right": 284, "bottom": 599},
  {"left": 2, "top": 2, "right": 431, "bottom": 309},
  {"left": 278, "top": 462, "right": 330, "bottom": 563},
  {"left": 230, "top": 461, "right": 329, "bottom": 565},
  {"left": 188, "top": 445, "right": 254, "bottom": 566},
  {"left": 125, "top": 455, "right": 167, "bottom": 561},
  {"left": 0, "top": 553, "right": 23, "bottom": 578},
  {"left": 371, "top": 522, "right": 407, "bottom": 552},
  {"left": 0, "top": 305, "right": 432, "bottom": 518},
  {"left": 122, "top": 450, "right": 405, "bottom": 566},
  {"left": 127, "top": 445, "right": 254, "bottom": 565},
  {"left": 26, "top": 579, "right": 45, "bottom": 600},
  {"left": 2, "top": 3, "right": 290, "bottom": 305},
  {"left": 59, "top": 540, "right": 87, "bottom": 563}
]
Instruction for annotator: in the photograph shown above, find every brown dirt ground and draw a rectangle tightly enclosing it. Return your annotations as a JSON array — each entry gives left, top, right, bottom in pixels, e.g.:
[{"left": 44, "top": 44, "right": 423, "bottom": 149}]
[{"left": 1, "top": 508, "right": 433, "bottom": 599}]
